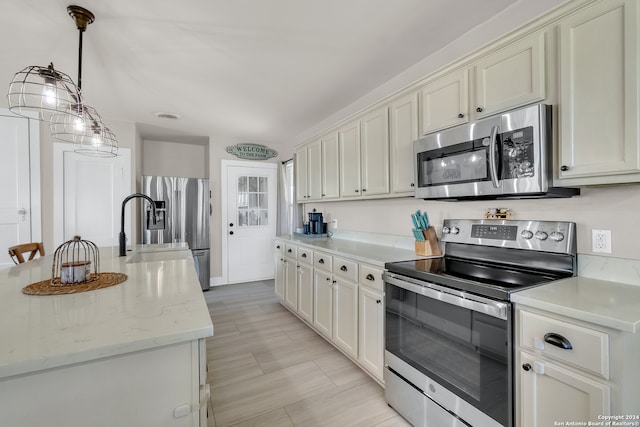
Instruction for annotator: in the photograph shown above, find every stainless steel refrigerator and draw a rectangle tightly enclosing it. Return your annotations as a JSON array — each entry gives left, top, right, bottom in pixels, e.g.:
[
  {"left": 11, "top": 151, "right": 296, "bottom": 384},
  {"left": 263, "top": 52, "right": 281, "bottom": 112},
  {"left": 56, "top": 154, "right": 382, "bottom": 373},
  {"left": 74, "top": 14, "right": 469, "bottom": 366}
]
[{"left": 141, "top": 176, "right": 211, "bottom": 290}]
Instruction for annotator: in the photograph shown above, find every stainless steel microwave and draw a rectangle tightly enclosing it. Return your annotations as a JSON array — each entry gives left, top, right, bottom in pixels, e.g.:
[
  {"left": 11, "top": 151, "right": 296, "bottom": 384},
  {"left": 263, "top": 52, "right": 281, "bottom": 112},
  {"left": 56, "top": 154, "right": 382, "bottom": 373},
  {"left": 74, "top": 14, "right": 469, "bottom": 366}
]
[{"left": 413, "top": 103, "right": 579, "bottom": 200}]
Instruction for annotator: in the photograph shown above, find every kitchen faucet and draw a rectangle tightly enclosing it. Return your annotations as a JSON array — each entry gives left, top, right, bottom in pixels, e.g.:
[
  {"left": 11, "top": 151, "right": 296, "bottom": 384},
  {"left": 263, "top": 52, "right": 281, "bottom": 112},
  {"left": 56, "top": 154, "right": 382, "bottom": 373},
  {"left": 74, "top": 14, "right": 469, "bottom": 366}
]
[{"left": 120, "top": 193, "right": 156, "bottom": 256}]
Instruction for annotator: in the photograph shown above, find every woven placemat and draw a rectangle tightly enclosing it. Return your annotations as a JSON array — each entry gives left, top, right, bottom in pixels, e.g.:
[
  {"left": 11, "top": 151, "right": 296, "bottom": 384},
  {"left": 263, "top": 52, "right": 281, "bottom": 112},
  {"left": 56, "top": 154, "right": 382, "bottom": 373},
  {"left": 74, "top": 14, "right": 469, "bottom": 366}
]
[{"left": 22, "top": 272, "right": 128, "bottom": 296}]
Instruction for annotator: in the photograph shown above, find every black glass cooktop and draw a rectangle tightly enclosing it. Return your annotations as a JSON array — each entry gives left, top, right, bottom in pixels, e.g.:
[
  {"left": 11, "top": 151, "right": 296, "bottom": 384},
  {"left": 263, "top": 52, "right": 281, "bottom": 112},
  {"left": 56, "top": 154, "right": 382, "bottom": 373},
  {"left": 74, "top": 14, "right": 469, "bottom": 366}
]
[{"left": 385, "top": 256, "right": 572, "bottom": 301}]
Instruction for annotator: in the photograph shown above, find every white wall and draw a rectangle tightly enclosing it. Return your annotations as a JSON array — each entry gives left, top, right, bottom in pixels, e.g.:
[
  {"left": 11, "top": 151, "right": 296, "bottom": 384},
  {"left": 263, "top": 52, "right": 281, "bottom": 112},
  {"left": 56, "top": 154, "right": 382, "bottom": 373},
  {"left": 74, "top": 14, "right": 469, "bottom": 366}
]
[
  {"left": 142, "top": 140, "right": 207, "bottom": 178},
  {"left": 305, "top": 184, "right": 640, "bottom": 260}
]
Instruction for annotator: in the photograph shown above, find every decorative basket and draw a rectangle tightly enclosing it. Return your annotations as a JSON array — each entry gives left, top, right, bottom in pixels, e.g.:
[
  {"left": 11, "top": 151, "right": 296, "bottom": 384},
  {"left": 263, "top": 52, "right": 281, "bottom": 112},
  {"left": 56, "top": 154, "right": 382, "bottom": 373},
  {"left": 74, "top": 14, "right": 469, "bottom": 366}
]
[{"left": 51, "top": 236, "right": 100, "bottom": 286}]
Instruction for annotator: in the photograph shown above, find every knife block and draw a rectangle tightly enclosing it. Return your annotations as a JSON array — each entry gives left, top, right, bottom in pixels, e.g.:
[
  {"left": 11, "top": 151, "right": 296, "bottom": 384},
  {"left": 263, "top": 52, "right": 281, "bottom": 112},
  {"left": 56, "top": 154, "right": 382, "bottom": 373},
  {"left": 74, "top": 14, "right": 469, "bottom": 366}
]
[{"left": 415, "top": 227, "right": 442, "bottom": 256}]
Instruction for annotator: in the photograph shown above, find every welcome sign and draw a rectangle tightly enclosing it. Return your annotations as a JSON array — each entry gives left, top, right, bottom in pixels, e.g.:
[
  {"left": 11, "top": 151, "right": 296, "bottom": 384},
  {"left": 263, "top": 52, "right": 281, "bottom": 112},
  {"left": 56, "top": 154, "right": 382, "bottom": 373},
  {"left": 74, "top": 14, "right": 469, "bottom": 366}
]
[{"left": 226, "top": 143, "right": 278, "bottom": 160}]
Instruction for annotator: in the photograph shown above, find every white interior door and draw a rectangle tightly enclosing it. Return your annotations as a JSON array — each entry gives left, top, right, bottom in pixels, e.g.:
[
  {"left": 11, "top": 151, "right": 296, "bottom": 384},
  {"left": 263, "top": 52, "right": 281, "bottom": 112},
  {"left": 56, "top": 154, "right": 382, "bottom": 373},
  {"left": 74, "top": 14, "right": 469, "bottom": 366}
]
[
  {"left": 53, "top": 144, "right": 131, "bottom": 248},
  {"left": 223, "top": 160, "right": 277, "bottom": 284},
  {"left": 0, "top": 112, "right": 41, "bottom": 269}
]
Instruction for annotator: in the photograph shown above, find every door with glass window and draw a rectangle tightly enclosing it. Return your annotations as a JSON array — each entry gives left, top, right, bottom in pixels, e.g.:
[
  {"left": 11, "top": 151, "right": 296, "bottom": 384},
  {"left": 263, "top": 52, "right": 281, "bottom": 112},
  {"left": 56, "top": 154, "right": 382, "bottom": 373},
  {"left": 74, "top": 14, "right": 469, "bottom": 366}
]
[{"left": 225, "top": 161, "right": 277, "bottom": 283}]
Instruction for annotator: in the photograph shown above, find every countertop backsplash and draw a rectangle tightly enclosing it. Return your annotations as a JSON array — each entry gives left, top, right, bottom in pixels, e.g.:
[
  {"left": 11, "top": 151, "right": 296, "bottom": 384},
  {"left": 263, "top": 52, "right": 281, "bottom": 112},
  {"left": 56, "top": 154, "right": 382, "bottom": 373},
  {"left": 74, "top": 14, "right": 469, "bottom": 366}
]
[{"left": 578, "top": 254, "right": 640, "bottom": 286}]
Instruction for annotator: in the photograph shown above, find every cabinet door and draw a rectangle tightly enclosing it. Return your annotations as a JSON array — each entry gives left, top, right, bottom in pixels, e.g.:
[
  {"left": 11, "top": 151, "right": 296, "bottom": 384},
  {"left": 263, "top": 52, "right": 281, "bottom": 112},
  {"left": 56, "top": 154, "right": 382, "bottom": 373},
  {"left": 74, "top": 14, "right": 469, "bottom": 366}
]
[
  {"left": 519, "top": 352, "right": 610, "bottom": 427},
  {"left": 284, "top": 257, "right": 298, "bottom": 310},
  {"left": 360, "top": 107, "right": 390, "bottom": 196},
  {"left": 306, "top": 140, "right": 322, "bottom": 201},
  {"left": 333, "top": 279, "right": 358, "bottom": 359},
  {"left": 358, "top": 286, "right": 384, "bottom": 381},
  {"left": 274, "top": 254, "right": 285, "bottom": 300},
  {"left": 420, "top": 68, "right": 469, "bottom": 134},
  {"left": 474, "top": 32, "right": 545, "bottom": 117},
  {"left": 558, "top": 0, "right": 640, "bottom": 181},
  {"left": 389, "top": 92, "right": 418, "bottom": 194},
  {"left": 313, "top": 270, "right": 333, "bottom": 339},
  {"left": 295, "top": 146, "right": 308, "bottom": 202},
  {"left": 297, "top": 263, "right": 314, "bottom": 323},
  {"left": 338, "top": 120, "right": 361, "bottom": 197},
  {"left": 321, "top": 133, "right": 340, "bottom": 199}
]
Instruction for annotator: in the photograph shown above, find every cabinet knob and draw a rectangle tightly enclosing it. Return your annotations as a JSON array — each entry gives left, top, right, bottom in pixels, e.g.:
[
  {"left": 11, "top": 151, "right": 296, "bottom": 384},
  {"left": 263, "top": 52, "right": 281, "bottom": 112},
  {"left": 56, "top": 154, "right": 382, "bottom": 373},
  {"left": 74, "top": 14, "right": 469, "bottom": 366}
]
[
  {"left": 340, "top": 265, "right": 348, "bottom": 272},
  {"left": 326, "top": 277, "right": 330, "bottom": 281},
  {"left": 322, "top": 194, "right": 326, "bottom": 197},
  {"left": 301, "top": 253, "right": 307, "bottom": 258},
  {"left": 229, "top": 231, "right": 234, "bottom": 235},
  {"left": 229, "top": 223, "right": 234, "bottom": 227},
  {"left": 410, "top": 183, "right": 415, "bottom": 187},
  {"left": 476, "top": 107, "right": 484, "bottom": 113},
  {"left": 560, "top": 165, "right": 569, "bottom": 172},
  {"left": 362, "top": 188, "right": 367, "bottom": 192},
  {"left": 458, "top": 113, "right": 464, "bottom": 118},
  {"left": 366, "top": 274, "right": 375, "bottom": 281},
  {"left": 319, "top": 259, "right": 324, "bottom": 264},
  {"left": 522, "top": 363, "right": 532, "bottom": 371},
  {"left": 376, "top": 299, "right": 381, "bottom": 304},
  {"left": 288, "top": 249, "right": 292, "bottom": 253},
  {"left": 355, "top": 189, "right": 359, "bottom": 193},
  {"left": 276, "top": 245, "right": 280, "bottom": 249}
]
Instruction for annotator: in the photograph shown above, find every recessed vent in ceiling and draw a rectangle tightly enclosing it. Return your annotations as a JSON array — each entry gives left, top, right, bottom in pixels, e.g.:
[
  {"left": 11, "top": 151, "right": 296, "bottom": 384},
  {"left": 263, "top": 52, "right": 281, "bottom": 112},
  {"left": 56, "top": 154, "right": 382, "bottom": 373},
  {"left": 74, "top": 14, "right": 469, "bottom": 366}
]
[{"left": 154, "top": 112, "right": 180, "bottom": 120}]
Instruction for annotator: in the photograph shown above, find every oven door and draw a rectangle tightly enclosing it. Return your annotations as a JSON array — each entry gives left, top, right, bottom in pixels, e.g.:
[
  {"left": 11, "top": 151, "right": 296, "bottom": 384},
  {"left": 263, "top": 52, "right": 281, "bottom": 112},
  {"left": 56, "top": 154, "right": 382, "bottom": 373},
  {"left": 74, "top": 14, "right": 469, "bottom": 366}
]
[{"left": 384, "top": 272, "right": 512, "bottom": 427}]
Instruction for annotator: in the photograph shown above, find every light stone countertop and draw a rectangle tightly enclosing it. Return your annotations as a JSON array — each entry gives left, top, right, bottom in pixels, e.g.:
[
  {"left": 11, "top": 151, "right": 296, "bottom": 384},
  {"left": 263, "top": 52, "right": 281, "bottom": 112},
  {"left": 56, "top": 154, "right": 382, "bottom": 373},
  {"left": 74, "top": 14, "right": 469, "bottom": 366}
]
[
  {"left": 278, "top": 234, "right": 434, "bottom": 267},
  {"left": 0, "top": 244, "right": 213, "bottom": 379},
  {"left": 511, "top": 276, "right": 640, "bottom": 333}
]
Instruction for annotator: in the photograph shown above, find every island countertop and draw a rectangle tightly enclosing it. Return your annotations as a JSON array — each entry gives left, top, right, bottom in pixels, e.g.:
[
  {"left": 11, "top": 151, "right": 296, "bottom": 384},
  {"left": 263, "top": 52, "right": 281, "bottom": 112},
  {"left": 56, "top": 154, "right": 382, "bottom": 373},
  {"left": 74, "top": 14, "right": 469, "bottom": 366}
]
[{"left": 0, "top": 245, "right": 214, "bottom": 379}]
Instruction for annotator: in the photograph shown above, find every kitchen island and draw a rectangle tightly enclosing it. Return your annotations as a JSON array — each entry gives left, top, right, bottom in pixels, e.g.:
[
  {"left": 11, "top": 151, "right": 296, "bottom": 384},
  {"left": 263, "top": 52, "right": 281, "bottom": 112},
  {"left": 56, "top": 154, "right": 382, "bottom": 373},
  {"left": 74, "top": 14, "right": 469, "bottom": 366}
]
[{"left": 0, "top": 244, "right": 213, "bottom": 427}]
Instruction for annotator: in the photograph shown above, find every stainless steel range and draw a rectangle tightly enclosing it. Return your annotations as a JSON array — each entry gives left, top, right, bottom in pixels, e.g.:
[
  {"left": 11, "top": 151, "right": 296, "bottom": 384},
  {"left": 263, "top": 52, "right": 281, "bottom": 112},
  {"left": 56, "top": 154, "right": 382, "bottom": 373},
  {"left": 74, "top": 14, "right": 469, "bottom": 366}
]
[{"left": 383, "top": 219, "right": 577, "bottom": 427}]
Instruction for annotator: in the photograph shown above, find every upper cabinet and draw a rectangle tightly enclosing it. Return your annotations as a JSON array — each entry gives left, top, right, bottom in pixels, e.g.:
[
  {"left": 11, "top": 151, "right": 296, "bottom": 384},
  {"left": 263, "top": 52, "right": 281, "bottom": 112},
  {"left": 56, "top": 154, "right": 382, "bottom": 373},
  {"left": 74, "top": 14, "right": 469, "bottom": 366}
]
[
  {"left": 338, "top": 107, "right": 390, "bottom": 198},
  {"left": 389, "top": 92, "right": 419, "bottom": 195},
  {"left": 321, "top": 132, "right": 340, "bottom": 200},
  {"left": 556, "top": 0, "right": 640, "bottom": 185},
  {"left": 474, "top": 32, "right": 546, "bottom": 118},
  {"left": 295, "top": 139, "right": 322, "bottom": 202},
  {"left": 420, "top": 68, "right": 469, "bottom": 134}
]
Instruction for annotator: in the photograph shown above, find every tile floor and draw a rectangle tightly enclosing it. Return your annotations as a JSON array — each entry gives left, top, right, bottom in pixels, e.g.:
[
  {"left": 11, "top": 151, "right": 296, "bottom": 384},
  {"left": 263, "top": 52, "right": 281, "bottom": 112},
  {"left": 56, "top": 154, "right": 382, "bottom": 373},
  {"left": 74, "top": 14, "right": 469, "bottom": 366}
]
[{"left": 204, "top": 280, "right": 411, "bottom": 427}]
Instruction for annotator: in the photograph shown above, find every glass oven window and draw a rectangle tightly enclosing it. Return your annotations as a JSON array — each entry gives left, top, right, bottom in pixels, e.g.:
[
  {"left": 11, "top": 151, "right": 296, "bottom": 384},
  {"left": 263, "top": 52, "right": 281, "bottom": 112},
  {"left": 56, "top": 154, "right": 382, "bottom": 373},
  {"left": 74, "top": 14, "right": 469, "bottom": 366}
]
[
  {"left": 386, "top": 282, "right": 509, "bottom": 426},
  {"left": 418, "top": 149, "right": 489, "bottom": 187}
]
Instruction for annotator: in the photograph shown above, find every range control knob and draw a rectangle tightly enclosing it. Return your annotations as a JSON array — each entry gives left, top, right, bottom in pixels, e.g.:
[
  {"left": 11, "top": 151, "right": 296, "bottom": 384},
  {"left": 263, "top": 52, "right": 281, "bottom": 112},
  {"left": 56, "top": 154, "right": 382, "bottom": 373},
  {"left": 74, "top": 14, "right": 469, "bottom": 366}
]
[
  {"left": 550, "top": 231, "right": 565, "bottom": 242},
  {"left": 535, "top": 231, "right": 549, "bottom": 241},
  {"left": 520, "top": 230, "right": 534, "bottom": 240},
  {"left": 450, "top": 226, "right": 460, "bottom": 235},
  {"left": 442, "top": 226, "right": 451, "bottom": 234}
]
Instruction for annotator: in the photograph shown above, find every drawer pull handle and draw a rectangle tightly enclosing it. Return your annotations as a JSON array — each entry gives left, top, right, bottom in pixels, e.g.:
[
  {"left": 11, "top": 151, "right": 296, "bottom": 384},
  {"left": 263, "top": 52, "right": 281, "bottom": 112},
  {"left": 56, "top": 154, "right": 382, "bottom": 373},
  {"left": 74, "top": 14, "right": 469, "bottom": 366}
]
[
  {"left": 301, "top": 253, "right": 307, "bottom": 258},
  {"left": 319, "top": 259, "right": 325, "bottom": 264},
  {"left": 340, "top": 265, "right": 348, "bottom": 272},
  {"left": 522, "top": 363, "right": 532, "bottom": 371},
  {"left": 544, "top": 333, "right": 573, "bottom": 350},
  {"left": 366, "top": 274, "right": 375, "bottom": 281}
]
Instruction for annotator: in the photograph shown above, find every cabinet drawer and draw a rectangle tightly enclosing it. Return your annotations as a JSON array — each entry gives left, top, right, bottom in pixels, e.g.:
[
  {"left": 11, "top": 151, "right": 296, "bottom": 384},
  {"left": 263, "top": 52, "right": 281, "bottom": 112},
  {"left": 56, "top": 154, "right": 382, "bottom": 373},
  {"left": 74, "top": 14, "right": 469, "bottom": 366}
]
[
  {"left": 298, "top": 247, "right": 313, "bottom": 265},
  {"left": 314, "top": 252, "right": 332, "bottom": 272},
  {"left": 333, "top": 256, "right": 358, "bottom": 282},
  {"left": 519, "top": 310, "right": 609, "bottom": 379},
  {"left": 284, "top": 243, "right": 298, "bottom": 259},
  {"left": 274, "top": 240, "right": 284, "bottom": 254},
  {"left": 359, "top": 264, "right": 384, "bottom": 292}
]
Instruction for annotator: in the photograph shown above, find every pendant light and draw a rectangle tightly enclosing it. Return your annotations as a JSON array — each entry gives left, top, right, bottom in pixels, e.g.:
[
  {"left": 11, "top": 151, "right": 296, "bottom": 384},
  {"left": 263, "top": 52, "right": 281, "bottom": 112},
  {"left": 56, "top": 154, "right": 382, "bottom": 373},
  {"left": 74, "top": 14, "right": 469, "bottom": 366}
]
[{"left": 7, "top": 5, "right": 118, "bottom": 157}]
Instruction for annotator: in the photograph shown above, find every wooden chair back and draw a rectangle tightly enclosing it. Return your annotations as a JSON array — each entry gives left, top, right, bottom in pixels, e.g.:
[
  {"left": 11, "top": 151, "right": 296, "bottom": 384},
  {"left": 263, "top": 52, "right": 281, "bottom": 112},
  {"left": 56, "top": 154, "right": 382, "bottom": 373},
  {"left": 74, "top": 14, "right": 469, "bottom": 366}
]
[{"left": 8, "top": 242, "right": 45, "bottom": 264}]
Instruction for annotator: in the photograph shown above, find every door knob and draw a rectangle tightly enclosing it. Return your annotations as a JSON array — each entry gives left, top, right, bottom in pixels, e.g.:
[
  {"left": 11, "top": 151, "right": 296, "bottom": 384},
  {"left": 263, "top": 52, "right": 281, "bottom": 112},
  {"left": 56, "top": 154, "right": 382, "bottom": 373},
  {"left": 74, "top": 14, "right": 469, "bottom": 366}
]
[{"left": 18, "top": 208, "right": 27, "bottom": 221}]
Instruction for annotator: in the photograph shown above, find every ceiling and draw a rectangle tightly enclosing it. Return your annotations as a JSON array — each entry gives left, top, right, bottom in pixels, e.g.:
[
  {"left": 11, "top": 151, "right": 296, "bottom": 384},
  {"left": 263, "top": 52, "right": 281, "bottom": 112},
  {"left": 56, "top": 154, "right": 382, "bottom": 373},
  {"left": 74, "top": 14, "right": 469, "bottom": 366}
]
[{"left": 1, "top": 0, "right": 518, "bottom": 145}]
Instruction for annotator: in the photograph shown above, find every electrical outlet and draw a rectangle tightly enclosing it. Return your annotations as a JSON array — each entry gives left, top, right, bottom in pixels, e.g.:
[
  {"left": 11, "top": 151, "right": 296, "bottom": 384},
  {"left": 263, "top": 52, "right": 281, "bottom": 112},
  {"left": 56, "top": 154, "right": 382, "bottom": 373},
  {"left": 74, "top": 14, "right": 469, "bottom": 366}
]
[
  {"left": 592, "top": 229, "right": 612, "bottom": 253},
  {"left": 332, "top": 219, "right": 338, "bottom": 229}
]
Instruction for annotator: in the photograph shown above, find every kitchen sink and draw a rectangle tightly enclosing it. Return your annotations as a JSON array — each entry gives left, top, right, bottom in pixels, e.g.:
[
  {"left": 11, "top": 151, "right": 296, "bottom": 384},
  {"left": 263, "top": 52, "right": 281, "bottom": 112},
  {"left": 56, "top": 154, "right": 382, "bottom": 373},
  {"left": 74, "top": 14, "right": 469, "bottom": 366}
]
[{"left": 126, "top": 249, "right": 191, "bottom": 264}]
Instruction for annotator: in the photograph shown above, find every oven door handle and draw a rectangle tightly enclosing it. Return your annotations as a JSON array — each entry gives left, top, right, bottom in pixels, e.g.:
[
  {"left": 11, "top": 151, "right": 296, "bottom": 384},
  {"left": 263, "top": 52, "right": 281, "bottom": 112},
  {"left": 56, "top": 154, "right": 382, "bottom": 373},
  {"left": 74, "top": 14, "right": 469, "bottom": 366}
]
[
  {"left": 489, "top": 125, "right": 500, "bottom": 188},
  {"left": 384, "top": 273, "right": 508, "bottom": 320}
]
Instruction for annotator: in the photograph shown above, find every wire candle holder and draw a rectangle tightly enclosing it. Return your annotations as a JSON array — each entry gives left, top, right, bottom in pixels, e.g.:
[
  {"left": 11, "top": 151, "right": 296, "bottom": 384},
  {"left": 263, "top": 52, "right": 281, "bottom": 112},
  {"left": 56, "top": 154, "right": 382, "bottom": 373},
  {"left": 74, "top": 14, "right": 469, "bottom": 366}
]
[{"left": 51, "top": 236, "right": 100, "bottom": 286}]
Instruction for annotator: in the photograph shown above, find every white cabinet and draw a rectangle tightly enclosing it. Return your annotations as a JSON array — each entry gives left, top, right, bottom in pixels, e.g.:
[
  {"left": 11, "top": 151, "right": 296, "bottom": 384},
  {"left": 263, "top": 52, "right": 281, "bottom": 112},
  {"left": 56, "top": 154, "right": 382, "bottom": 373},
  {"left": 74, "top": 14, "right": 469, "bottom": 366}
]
[
  {"left": 420, "top": 68, "right": 469, "bottom": 134},
  {"left": 274, "top": 240, "right": 285, "bottom": 300},
  {"left": 321, "top": 132, "right": 340, "bottom": 199},
  {"left": 360, "top": 107, "right": 390, "bottom": 196},
  {"left": 297, "top": 247, "right": 314, "bottom": 323},
  {"left": 556, "top": 0, "right": 640, "bottom": 185},
  {"left": 338, "top": 107, "right": 390, "bottom": 198},
  {"left": 516, "top": 307, "right": 613, "bottom": 426},
  {"left": 358, "top": 265, "right": 384, "bottom": 382},
  {"left": 474, "top": 32, "right": 545, "bottom": 117},
  {"left": 389, "top": 92, "right": 418, "bottom": 195},
  {"left": 313, "top": 268, "right": 333, "bottom": 338},
  {"left": 333, "top": 277, "right": 359, "bottom": 359},
  {"left": 284, "top": 244, "right": 298, "bottom": 310},
  {"left": 295, "top": 139, "right": 322, "bottom": 202},
  {"left": 519, "top": 351, "right": 610, "bottom": 427}
]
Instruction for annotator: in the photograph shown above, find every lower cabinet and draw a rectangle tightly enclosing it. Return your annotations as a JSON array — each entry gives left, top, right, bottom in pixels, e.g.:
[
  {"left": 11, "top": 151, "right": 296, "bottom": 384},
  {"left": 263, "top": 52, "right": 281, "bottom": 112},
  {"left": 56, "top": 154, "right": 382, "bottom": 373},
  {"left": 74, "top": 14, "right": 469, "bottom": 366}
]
[
  {"left": 358, "top": 286, "right": 384, "bottom": 380},
  {"left": 333, "top": 278, "right": 359, "bottom": 359},
  {"left": 313, "top": 269, "right": 333, "bottom": 338},
  {"left": 519, "top": 351, "right": 610, "bottom": 427},
  {"left": 274, "top": 254, "right": 285, "bottom": 300},
  {"left": 284, "top": 255, "right": 297, "bottom": 310},
  {"left": 297, "top": 262, "right": 314, "bottom": 323}
]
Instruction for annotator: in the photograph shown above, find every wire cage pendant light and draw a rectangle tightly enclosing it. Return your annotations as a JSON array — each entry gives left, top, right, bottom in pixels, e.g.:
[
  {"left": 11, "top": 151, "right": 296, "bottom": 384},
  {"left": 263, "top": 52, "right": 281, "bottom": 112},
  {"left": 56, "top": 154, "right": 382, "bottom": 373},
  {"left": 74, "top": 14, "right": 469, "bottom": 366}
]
[
  {"left": 6, "top": 5, "right": 118, "bottom": 157},
  {"left": 7, "top": 63, "right": 83, "bottom": 122}
]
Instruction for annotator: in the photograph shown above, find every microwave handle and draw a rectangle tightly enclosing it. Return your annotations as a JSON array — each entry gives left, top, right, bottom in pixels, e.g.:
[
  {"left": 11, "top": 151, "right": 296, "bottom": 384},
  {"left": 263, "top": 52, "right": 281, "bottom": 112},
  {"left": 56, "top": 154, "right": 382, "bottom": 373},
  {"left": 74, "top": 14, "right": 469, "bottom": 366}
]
[{"left": 489, "top": 125, "right": 500, "bottom": 188}]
